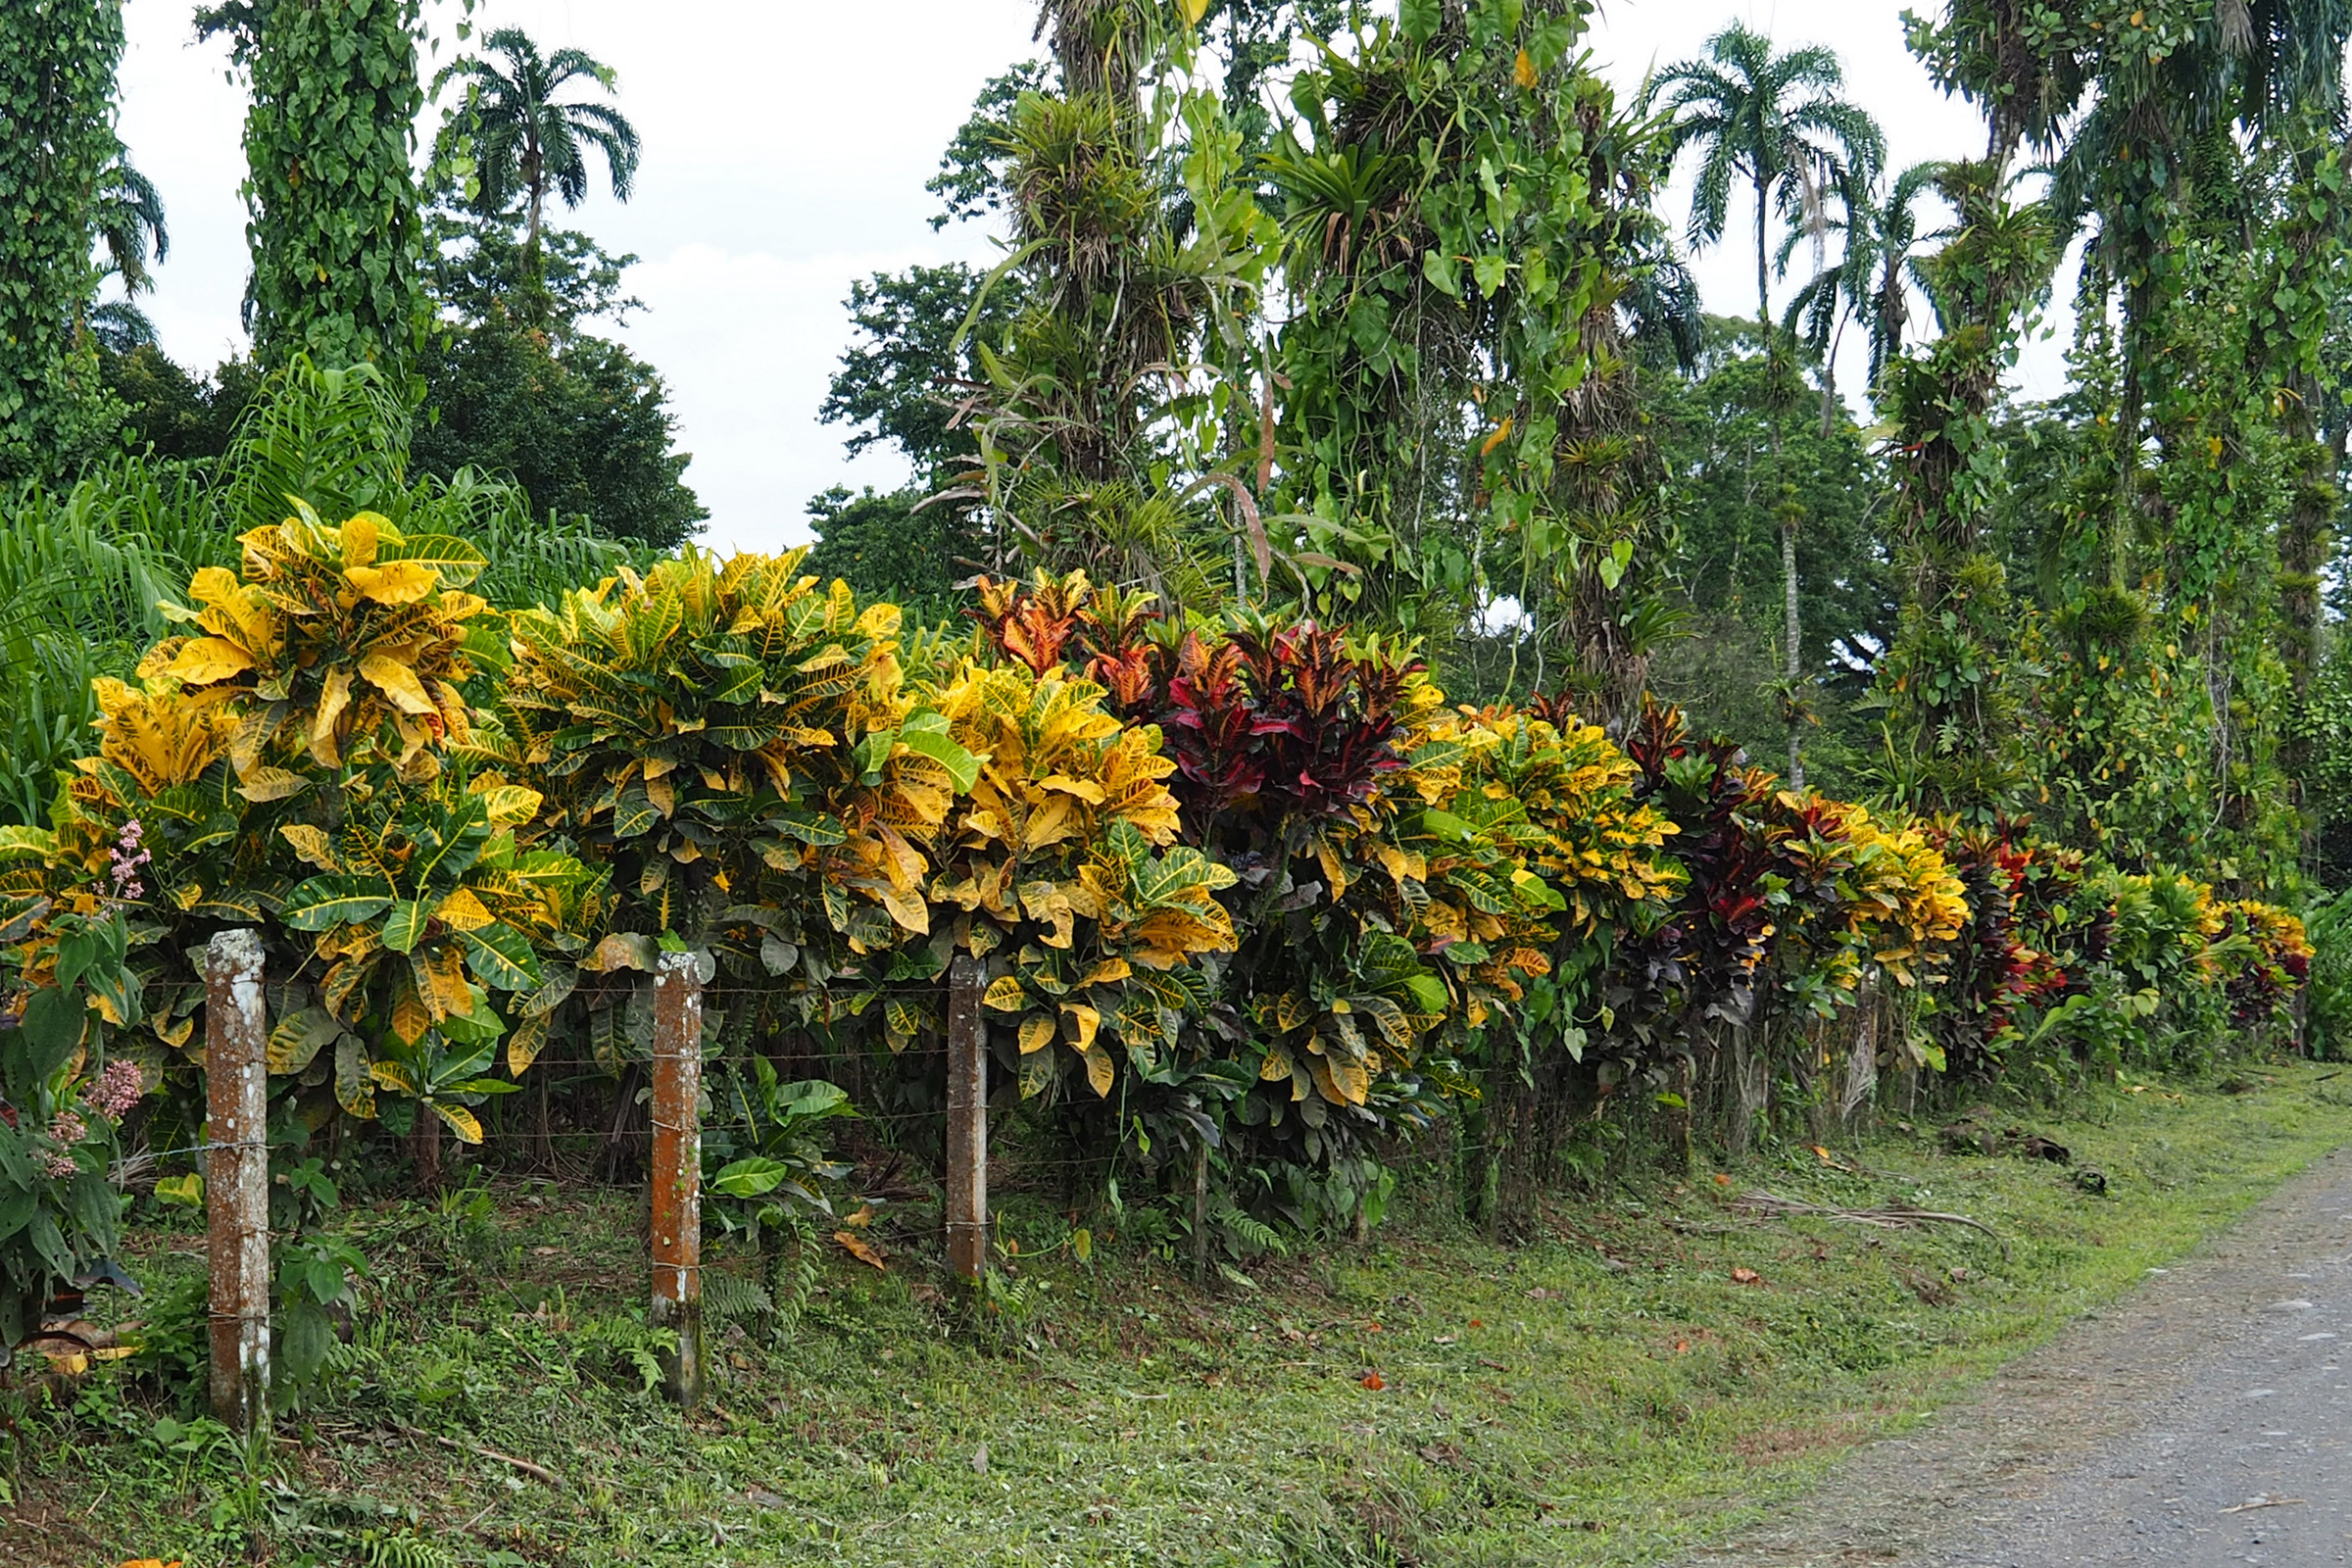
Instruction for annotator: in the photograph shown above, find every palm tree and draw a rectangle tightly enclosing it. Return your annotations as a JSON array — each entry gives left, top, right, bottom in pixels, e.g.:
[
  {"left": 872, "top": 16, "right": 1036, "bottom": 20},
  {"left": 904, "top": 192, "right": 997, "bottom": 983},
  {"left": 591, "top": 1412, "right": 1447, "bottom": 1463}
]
[
  {"left": 1779, "top": 160, "right": 1949, "bottom": 404},
  {"left": 1655, "top": 22, "right": 1883, "bottom": 790},
  {"left": 81, "top": 152, "right": 168, "bottom": 353},
  {"left": 435, "top": 28, "right": 640, "bottom": 289},
  {"left": 93, "top": 154, "right": 168, "bottom": 296}
]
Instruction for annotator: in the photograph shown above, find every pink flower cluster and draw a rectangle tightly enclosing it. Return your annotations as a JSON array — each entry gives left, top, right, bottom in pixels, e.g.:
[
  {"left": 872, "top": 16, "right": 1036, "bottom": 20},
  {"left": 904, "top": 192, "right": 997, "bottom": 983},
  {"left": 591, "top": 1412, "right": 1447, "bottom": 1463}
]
[
  {"left": 41, "top": 1108, "right": 87, "bottom": 1178},
  {"left": 107, "top": 818, "right": 150, "bottom": 902},
  {"left": 85, "top": 1057, "right": 144, "bottom": 1120}
]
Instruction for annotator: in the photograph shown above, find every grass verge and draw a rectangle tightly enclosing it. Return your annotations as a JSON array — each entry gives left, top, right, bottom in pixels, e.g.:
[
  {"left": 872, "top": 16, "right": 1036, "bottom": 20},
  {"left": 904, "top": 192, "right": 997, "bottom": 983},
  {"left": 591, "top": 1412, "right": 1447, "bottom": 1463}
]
[{"left": 6, "top": 1063, "right": 2350, "bottom": 1568}]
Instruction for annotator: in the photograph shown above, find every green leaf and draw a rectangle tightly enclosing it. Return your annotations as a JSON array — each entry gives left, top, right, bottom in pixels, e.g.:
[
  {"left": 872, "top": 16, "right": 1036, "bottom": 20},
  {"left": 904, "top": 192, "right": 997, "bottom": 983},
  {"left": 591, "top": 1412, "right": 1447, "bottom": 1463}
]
[
  {"left": 711, "top": 1156, "right": 791, "bottom": 1198},
  {"left": 266, "top": 1007, "right": 343, "bottom": 1075},
  {"left": 373, "top": 531, "right": 488, "bottom": 587},
  {"left": 612, "top": 785, "right": 658, "bottom": 840},
  {"left": 17, "top": 988, "right": 85, "bottom": 1081},
  {"left": 153, "top": 1174, "right": 204, "bottom": 1209},
  {"left": 895, "top": 712, "right": 981, "bottom": 791},
  {"left": 1421, "top": 248, "right": 1461, "bottom": 298},
  {"left": 281, "top": 876, "right": 393, "bottom": 932},
  {"left": 380, "top": 900, "right": 430, "bottom": 955},
  {"left": 458, "top": 921, "right": 541, "bottom": 992}
]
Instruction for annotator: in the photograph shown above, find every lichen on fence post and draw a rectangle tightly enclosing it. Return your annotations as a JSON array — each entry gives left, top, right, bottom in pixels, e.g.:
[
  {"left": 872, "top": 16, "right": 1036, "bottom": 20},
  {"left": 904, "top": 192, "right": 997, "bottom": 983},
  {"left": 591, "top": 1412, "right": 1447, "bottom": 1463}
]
[
  {"left": 945, "top": 955, "right": 987, "bottom": 1284},
  {"left": 205, "top": 928, "right": 270, "bottom": 1433},
  {"left": 649, "top": 950, "right": 705, "bottom": 1407}
]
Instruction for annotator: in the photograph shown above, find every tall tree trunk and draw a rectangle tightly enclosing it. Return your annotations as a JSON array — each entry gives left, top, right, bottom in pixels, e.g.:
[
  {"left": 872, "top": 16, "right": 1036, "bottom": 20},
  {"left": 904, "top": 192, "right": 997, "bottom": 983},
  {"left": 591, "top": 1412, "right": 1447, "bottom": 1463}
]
[
  {"left": 1782, "top": 506, "right": 1804, "bottom": 789},
  {"left": 1760, "top": 179, "right": 1803, "bottom": 789}
]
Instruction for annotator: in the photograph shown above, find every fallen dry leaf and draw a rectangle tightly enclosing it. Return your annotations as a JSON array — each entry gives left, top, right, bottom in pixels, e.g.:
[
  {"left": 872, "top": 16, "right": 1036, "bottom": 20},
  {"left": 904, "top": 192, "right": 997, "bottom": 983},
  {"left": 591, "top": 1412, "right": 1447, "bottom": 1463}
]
[
  {"left": 1731, "top": 1266, "right": 1764, "bottom": 1286},
  {"left": 834, "top": 1230, "right": 887, "bottom": 1270},
  {"left": 1359, "top": 1372, "right": 1387, "bottom": 1391},
  {"left": 1712, "top": 1172, "right": 1734, "bottom": 1186}
]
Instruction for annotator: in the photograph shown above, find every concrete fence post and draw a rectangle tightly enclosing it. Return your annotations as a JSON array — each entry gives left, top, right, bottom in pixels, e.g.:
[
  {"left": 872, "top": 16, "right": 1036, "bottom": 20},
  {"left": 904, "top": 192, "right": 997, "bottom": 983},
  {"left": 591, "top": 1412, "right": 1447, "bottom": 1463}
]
[
  {"left": 204, "top": 928, "right": 270, "bottom": 1433},
  {"left": 649, "top": 951, "right": 705, "bottom": 1407},
  {"left": 944, "top": 955, "right": 987, "bottom": 1284}
]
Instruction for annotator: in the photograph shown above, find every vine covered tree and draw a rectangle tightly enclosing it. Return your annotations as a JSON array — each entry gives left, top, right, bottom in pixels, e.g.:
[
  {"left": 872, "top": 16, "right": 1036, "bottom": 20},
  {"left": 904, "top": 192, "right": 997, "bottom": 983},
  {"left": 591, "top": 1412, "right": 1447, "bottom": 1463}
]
[
  {"left": 197, "top": 0, "right": 430, "bottom": 377},
  {"left": 0, "top": 0, "right": 125, "bottom": 477},
  {"left": 1656, "top": 22, "right": 1884, "bottom": 786}
]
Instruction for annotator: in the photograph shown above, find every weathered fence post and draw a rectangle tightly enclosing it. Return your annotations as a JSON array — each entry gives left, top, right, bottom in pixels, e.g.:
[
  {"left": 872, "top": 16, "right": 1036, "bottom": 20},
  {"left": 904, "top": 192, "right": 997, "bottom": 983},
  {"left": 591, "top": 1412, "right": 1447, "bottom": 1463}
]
[
  {"left": 204, "top": 929, "right": 270, "bottom": 1433},
  {"left": 1838, "top": 970, "right": 1882, "bottom": 1130},
  {"left": 649, "top": 950, "right": 705, "bottom": 1407},
  {"left": 944, "top": 955, "right": 987, "bottom": 1284}
]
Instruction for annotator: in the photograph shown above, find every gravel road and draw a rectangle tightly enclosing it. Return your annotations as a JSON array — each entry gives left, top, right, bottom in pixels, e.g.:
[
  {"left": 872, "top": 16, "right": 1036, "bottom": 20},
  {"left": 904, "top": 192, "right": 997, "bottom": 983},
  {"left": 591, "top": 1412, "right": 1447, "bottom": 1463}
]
[{"left": 1677, "top": 1146, "right": 2352, "bottom": 1568}]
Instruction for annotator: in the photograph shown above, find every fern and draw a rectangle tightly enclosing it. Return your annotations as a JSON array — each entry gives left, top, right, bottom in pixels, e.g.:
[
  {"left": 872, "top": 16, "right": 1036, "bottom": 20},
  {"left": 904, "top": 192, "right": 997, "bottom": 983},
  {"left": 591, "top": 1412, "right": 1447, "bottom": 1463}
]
[
  {"left": 1212, "top": 1200, "right": 1288, "bottom": 1258},
  {"left": 701, "top": 1269, "right": 774, "bottom": 1329},
  {"left": 577, "top": 1314, "right": 678, "bottom": 1395},
  {"left": 358, "top": 1532, "right": 454, "bottom": 1568}
]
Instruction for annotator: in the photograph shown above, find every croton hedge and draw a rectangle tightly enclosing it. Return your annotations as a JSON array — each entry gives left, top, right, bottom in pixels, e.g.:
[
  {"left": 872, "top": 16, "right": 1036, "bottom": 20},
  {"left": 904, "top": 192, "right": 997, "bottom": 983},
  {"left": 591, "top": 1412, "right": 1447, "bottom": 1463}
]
[{"left": 0, "top": 527, "right": 2315, "bottom": 1336}]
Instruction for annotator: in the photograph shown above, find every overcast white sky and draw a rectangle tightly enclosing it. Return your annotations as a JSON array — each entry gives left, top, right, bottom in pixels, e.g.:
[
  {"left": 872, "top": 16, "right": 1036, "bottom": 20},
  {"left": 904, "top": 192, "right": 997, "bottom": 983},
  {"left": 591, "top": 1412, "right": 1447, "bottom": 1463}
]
[{"left": 117, "top": 0, "right": 2063, "bottom": 554}]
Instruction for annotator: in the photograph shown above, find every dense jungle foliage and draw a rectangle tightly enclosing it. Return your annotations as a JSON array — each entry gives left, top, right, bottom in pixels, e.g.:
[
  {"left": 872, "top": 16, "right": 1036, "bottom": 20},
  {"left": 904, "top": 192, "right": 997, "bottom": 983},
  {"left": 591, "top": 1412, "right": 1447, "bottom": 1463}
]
[{"left": 0, "top": 0, "right": 2347, "bottom": 1380}]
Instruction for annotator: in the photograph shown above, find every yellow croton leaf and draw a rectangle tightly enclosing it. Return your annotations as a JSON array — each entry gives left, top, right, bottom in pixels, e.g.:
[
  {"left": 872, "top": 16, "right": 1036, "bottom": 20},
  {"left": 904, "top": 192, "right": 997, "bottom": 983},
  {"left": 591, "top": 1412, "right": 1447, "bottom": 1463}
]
[
  {"left": 341, "top": 511, "right": 380, "bottom": 568},
  {"left": 431, "top": 1102, "right": 485, "bottom": 1145},
  {"left": 1017, "top": 1014, "right": 1055, "bottom": 1054},
  {"left": 1081, "top": 1042, "right": 1115, "bottom": 1098},
  {"left": 368, "top": 1059, "right": 419, "bottom": 1094},
  {"left": 981, "top": 974, "right": 1027, "bottom": 1011},
  {"left": 1060, "top": 1003, "right": 1101, "bottom": 1051},
  {"left": 186, "top": 564, "right": 243, "bottom": 609},
  {"left": 435, "top": 887, "right": 494, "bottom": 931},
  {"left": 418, "top": 945, "right": 474, "bottom": 1021},
  {"left": 1315, "top": 836, "right": 1348, "bottom": 898},
  {"left": 344, "top": 560, "right": 440, "bottom": 606},
  {"left": 277, "top": 824, "right": 339, "bottom": 870},
  {"left": 310, "top": 665, "right": 353, "bottom": 766},
  {"left": 878, "top": 886, "right": 930, "bottom": 935},
  {"left": 470, "top": 784, "right": 543, "bottom": 827},
  {"left": 163, "top": 637, "right": 256, "bottom": 686},
  {"left": 507, "top": 1012, "right": 551, "bottom": 1074},
  {"left": 389, "top": 977, "right": 431, "bottom": 1047},
  {"left": 358, "top": 652, "right": 437, "bottom": 715},
  {"left": 1039, "top": 773, "right": 1106, "bottom": 804}
]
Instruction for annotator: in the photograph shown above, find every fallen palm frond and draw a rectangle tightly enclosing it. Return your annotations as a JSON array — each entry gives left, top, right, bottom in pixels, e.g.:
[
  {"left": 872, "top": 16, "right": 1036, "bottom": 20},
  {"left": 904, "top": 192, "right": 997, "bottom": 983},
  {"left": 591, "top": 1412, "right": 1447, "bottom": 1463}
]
[{"left": 1736, "top": 1190, "right": 2008, "bottom": 1258}]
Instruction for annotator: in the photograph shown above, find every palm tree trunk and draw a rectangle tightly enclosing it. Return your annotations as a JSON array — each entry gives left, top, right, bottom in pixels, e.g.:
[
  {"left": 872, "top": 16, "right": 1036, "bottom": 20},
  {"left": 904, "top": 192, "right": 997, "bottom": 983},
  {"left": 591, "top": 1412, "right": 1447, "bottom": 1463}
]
[
  {"left": 1782, "top": 511, "right": 1804, "bottom": 789},
  {"left": 523, "top": 139, "right": 548, "bottom": 321},
  {"left": 1760, "top": 177, "right": 1804, "bottom": 791}
]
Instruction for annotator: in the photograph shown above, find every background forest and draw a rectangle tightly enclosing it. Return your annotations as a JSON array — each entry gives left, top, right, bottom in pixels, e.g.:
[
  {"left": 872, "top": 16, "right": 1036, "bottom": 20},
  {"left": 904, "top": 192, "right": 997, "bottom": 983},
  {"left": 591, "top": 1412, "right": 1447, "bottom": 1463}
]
[{"left": 0, "top": 0, "right": 2348, "bottom": 1370}]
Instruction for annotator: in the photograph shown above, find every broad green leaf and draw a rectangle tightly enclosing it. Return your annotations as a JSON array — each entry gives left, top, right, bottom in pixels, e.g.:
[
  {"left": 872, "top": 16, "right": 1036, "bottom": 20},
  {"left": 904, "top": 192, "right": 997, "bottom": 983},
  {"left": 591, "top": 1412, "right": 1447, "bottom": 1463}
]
[
  {"left": 459, "top": 921, "right": 540, "bottom": 992},
  {"left": 266, "top": 1007, "right": 343, "bottom": 1075},
  {"left": 381, "top": 900, "right": 430, "bottom": 955},
  {"left": 281, "top": 875, "right": 392, "bottom": 932},
  {"left": 711, "top": 1156, "right": 791, "bottom": 1198}
]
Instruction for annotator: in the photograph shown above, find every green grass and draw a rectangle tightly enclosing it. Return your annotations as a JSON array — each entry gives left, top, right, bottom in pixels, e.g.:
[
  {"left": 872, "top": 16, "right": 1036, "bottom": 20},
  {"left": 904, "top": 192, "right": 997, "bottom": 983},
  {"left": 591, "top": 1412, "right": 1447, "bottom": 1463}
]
[{"left": 8, "top": 1064, "right": 2351, "bottom": 1568}]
